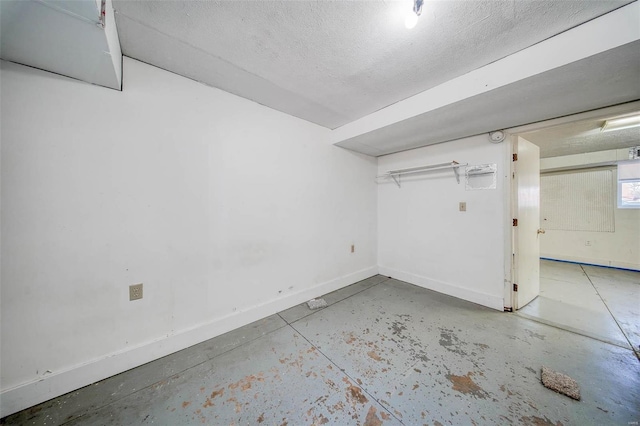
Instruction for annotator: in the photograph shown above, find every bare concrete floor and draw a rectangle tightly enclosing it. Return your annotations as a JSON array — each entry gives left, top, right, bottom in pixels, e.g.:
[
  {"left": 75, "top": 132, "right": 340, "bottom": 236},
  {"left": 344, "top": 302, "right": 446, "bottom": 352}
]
[
  {"left": 518, "top": 260, "right": 640, "bottom": 356},
  {"left": 3, "top": 274, "right": 639, "bottom": 425}
]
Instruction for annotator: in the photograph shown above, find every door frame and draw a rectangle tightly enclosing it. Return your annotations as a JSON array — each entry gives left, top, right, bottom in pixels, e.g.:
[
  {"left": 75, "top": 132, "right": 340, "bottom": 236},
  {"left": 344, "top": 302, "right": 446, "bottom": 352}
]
[
  {"left": 508, "top": 135, "right": 541, "bottom": 311},
  {"left": 502, "top": 101, "right": 640, "bottom": 311}
]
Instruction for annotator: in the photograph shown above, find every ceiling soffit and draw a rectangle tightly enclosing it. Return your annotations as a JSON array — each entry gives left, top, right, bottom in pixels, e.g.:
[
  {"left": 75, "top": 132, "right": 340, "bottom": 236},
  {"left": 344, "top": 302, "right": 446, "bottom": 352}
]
[
  {"left": 112, "top": 0, "right": 632, "bottom": 128},
  {"left": 335, "top": 40, "right": 640, "bottom": 157}
]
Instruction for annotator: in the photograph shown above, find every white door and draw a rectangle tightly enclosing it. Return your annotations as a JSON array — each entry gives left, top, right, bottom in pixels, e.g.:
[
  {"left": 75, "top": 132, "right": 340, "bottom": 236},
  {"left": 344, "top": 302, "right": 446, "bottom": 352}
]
[{"left": 512, "top": 136, "right": 541, "bottom": 309}]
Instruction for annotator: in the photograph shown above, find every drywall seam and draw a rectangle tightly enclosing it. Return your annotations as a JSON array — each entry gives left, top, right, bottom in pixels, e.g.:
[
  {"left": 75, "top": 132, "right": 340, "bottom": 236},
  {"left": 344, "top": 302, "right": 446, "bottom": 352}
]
[
  {"left": 378, "top": 266, "right": 504, "bottom": 311},
  {"left": 0, "top": 265, "right": 378, "bottom": 416}
]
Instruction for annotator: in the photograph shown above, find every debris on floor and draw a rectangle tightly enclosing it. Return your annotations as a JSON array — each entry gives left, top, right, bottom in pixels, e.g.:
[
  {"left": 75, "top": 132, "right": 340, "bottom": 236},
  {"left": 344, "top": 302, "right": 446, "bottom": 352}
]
[
  {"left": 541, "top": 366, "right": 581, "bottom": 400},
  {"left": 307, "top": 298, "right": 327, "bottom": 310}
]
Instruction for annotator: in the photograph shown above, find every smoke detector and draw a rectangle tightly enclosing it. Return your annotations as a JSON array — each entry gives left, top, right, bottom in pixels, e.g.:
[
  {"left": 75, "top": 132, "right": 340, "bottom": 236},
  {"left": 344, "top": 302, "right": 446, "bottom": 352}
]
[{"left": 489, "top": 131, "right": 506, "bottom": 143}]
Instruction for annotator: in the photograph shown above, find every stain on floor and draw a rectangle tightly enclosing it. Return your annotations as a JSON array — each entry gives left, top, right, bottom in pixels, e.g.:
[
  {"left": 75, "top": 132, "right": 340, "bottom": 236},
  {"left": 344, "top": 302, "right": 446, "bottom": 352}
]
[
  {"left": 363, "top": 406, "right": 383, "bottom": 426},
  {"left": 520, "top": 414, "right": 564, "bottom": 426},
  {"left": 445, "top": 372, "right": 489, "bottom": 399},
  {"left": 2, "top": 272, "right": 638, "bottom": 426}
]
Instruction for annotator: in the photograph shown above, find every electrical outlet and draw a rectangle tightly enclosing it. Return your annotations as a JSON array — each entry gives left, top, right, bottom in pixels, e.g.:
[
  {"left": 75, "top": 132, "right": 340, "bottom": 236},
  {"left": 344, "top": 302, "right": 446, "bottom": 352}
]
[
  {"left": 351, "top": 244, "right": 355, "bottom": 253},
  {"left": 459, "top": 202, "right": 467, "bottom": 212},
  {"left": 129, "top": 283, "right": 143, "bottom": 301},
  {"left": 585, "top": 241, "right": 592, "bottom": 246}
]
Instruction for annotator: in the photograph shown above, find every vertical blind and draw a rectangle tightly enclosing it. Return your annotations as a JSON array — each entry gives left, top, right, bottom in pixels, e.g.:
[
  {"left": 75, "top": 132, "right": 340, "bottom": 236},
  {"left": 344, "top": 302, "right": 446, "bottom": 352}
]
[{"left": 541, "top": 169, "right": 615, "bottom": 232}]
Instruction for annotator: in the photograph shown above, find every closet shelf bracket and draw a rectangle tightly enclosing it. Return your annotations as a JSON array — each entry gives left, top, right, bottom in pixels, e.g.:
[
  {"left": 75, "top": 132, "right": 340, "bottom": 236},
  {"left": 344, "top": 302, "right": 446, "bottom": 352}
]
[{"left": 376, "top": 161, "right": 468, "bottom": 188}]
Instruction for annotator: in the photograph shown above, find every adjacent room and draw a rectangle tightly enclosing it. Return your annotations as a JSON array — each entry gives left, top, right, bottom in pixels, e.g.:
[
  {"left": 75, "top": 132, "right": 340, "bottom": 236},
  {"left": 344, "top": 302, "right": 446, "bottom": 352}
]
[
  {"left": 516, "top": 116, "right": 640, "bottom": 352},
  {"left": 1, "top": 0, "right": 639, "bottom": 425}
]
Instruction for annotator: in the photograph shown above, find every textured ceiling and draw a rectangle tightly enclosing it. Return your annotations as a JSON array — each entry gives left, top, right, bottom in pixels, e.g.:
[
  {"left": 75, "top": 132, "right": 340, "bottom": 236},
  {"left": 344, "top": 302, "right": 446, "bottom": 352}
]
[
  {"left": 523, "top": 112, "right": 640, "bottom": 158},
  {"left": 112, "top": 0, "right": 632, "bottom": 129},
  {"left": 335, "top": 40, "right": 640, "bottom": 156}
]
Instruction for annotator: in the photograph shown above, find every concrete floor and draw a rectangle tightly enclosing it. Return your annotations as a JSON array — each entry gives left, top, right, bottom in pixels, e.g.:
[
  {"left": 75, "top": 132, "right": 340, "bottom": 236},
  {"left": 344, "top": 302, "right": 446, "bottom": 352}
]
[
  {"left": 518, "top": 260, "right": 640, "bottom": 356},
  {"left": 3, "top": 273, "right": 639, "bottom": 425}
]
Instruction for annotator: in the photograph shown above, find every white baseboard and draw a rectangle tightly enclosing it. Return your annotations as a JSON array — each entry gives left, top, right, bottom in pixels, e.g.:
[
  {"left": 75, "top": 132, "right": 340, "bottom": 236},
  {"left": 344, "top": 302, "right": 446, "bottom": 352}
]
[
  {"left": 378, "top": 266, "right": 504, "bottom": 311},
  {"left": 0, "top": 265, "right": 378, "bottom": 417},
  {"left": 541, "top": 254, "right": 640, "bottom": 271}
]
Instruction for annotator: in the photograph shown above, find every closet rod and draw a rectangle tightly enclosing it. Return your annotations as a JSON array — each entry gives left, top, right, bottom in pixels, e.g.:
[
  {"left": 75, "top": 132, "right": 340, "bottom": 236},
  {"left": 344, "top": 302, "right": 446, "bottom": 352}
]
[
  {"left": 377, "top": 161, "right": 468, "bottom": 187},
  {"left": 385, "top": 161, "right": 463, "bottom": 176}
]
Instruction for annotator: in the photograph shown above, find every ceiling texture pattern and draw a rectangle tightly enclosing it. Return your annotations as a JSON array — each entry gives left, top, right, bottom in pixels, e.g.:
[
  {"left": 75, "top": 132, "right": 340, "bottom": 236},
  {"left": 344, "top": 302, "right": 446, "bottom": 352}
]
[
  {"left": 334, "top": 40, "right": 640, "bottom": 156},
  {"left": 112, "top": 0, "right": 633, "bottom": 129},
  {"left": 523, "top": 115, "right": 640, "bottom": 158},
  {"left": 1, "top": 0, "right": 637, "bottom": 157}
]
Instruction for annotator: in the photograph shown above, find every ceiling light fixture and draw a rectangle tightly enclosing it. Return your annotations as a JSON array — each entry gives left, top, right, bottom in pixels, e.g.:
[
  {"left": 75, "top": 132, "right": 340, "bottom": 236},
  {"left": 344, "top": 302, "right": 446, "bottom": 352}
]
[
  {"left": 405, "top": 0, "right": 423, "bottom": 29},
  {"left": 601, "top": 114, "right": 640, "bottom": 132}
]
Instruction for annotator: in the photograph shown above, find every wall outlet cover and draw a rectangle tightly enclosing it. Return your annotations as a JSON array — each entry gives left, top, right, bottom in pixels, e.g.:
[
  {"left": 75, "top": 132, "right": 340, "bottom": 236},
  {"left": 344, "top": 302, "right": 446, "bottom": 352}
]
[{"left": 129, "top": 283, "right": 143, "bottom": 301}]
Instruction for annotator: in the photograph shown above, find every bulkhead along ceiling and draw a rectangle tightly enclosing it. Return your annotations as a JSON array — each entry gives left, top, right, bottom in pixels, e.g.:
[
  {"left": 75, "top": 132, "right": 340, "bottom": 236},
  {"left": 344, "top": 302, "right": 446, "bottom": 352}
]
[{"left": 112, "top": 0, "right": 633, "bottom": 129}]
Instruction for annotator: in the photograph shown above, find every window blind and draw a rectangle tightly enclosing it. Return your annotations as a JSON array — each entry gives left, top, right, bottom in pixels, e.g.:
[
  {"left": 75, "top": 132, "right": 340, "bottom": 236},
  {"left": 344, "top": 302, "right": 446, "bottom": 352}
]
[{"left": 541, "top": 169, "right": 614, "bottom": 232}]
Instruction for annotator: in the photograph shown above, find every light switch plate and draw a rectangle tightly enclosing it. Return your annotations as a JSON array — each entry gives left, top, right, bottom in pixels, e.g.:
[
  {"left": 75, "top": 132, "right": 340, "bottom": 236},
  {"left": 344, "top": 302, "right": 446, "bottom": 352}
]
[{"left": 459, "top": 202, "right": 467, "bottom": 212}]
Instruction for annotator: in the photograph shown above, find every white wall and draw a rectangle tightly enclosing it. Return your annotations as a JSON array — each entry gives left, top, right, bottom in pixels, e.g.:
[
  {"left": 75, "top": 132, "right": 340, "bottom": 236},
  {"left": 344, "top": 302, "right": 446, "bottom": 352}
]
[
  {"left": 540, "top": 150, "right": 640, "bottom": 270},
  {"left": 377, "top": 136, "right": 509, "bottom": 311},
  {"left": 0, "top": 58, "right": 378, "bottom": 415}
]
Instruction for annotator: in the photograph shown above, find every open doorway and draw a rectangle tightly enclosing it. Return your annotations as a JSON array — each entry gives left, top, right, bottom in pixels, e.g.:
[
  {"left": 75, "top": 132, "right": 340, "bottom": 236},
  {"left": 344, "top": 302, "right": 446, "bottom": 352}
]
[{"left": 510, "top": 103, "right": 640, "bottom": 356}]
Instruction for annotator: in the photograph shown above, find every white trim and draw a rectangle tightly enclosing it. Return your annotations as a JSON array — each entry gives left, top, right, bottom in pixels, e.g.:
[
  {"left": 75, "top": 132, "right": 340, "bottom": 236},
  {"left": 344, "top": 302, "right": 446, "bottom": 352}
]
[
  {"left": 503, "top": 137, "right": 515, "bottom": 309},
  {"left": 0, "top": 266, "right": 379, "bottom": 416},
  {"left": 378, "top": 266, "right": 504, "bottom": 311},
  {"left": 510, "top": 135, "right": 520, "bottom": 310}
]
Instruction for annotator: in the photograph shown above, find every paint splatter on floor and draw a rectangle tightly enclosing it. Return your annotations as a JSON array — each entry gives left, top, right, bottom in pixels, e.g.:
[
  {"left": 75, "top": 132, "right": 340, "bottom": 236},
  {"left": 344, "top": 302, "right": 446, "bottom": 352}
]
[
  {"left": 445, "top": 372, "right": 489, "bottom": 399},
  {"left": 520, "top": 415, "right": 564, "bottom": 426},
  {"left": 367, "top": 351, "right": 382, "bottom": 361},
  {"left": 363, "top": 406, "right": 382, "bottom": 426},
  {"left": 343, "top": 378, "right": 369, "bottom": 406},
  {"left": 5, "top": 274, "right": 635, "bottom": 426}
]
